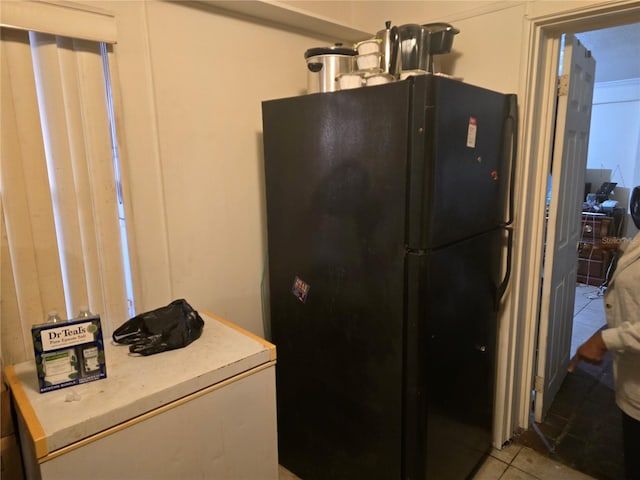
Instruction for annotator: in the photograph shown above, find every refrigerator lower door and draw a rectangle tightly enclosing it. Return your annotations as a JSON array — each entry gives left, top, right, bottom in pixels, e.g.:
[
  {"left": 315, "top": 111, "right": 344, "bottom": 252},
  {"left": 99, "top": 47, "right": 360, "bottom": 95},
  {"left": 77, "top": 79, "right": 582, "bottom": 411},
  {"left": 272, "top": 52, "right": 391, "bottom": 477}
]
[
  {"left": 269, "top": 253, "right": 406, "bottom": 479},
  {"left": 405, "top": 228, "right": 503, "bottom": 480}
]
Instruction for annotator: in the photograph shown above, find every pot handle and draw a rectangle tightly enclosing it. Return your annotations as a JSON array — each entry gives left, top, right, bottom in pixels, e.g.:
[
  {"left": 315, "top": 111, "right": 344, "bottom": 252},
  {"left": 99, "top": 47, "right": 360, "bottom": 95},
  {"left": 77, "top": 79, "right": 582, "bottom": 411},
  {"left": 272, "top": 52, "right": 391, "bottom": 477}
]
[
  {"left": 307, "top": 62, "right": 323, "bottom": 73},
  {"left": 389, "top": 25, "right": 399, "bottom": 75}
]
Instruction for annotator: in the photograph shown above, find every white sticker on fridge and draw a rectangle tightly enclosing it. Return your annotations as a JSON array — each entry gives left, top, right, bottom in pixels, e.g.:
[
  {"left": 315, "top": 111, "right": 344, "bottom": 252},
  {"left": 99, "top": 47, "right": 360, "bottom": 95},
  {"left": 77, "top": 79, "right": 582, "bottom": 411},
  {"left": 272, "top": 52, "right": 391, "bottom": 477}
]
[{"left": 467, "top": 117, "right": 477, "bottom": 148}]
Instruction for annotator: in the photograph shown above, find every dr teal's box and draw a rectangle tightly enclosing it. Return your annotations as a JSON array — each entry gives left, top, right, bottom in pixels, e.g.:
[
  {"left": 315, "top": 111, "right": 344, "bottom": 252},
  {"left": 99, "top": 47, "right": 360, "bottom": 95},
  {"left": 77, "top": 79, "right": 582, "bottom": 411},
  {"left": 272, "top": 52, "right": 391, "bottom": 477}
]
[{"left": 31, "top": 316, "right": 107, "bottom": 393}]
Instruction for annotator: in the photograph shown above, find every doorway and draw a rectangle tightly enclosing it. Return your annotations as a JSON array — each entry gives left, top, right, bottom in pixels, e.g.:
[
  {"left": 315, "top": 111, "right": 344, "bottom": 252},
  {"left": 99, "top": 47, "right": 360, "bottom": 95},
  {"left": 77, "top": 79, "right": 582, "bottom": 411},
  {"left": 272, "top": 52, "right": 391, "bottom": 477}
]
[
  {"left": 569, "top": 22, "right": 640, "bottom": 361},
  {"left": 539, "top": 22, "right": 640, "bottom": 416},
  {"left": 502, "top": 0, "right": 640, "bottom": 449},
  {"left": 517, "top": 21, "right": 638, "bottom": 475}
]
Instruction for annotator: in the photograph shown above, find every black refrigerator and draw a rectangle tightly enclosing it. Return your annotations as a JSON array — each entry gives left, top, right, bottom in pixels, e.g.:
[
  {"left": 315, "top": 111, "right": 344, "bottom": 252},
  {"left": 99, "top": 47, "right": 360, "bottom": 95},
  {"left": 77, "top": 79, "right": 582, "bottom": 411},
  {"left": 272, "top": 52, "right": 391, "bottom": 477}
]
[{"left": 261, "top": 74, "right": 517, "bottom": 480}]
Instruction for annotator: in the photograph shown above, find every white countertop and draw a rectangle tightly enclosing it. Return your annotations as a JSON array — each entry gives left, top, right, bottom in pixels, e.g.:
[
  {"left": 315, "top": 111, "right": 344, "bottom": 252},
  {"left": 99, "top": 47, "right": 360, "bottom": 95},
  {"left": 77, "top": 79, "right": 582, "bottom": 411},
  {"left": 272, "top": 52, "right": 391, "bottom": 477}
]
[{"left": 7, "top": 312, "right": 275, "bottom": 456}]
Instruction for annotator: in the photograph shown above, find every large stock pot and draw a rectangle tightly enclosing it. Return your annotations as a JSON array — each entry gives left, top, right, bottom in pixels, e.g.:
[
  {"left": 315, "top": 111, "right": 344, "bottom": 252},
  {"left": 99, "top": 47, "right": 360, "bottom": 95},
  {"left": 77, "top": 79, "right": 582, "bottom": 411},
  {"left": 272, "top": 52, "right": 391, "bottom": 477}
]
[{"left": 304, "top": 44, "right": 357, "bottom": 93}]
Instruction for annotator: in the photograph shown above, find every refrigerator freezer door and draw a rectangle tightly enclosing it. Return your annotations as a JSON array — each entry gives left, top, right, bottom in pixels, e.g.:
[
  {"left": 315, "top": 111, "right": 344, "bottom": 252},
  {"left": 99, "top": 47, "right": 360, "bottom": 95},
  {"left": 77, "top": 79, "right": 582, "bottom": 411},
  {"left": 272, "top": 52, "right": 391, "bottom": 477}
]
[
  {"left": 262, "top": 83, "right": 413, "bottom": 480},
  {"left": 407, "top": 75, "right": 512, "bottom": 249},
  {"left": 405, "top": 228, "right": 504, "bottom": 479}
]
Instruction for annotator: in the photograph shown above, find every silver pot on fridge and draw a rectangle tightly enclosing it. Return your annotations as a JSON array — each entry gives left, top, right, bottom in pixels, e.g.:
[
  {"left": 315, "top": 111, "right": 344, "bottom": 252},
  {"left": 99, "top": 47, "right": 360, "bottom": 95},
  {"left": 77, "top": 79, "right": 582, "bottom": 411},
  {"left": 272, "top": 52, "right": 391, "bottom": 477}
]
[
  {"left": 304, "top": 43, "right": 357, "bottom": 94},
  {"left": 375, "top": 21, "right": 399, "bottom": 76},
  {"left": 397, "top": 22, "right": 459, "bottom": 74}
]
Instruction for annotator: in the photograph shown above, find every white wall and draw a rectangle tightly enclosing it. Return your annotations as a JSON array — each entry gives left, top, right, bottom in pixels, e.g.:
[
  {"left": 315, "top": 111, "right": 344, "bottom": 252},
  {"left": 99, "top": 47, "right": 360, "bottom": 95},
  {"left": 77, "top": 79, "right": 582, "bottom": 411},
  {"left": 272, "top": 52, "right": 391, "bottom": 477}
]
[
  {"left": 433, "top": 3, "right": 527, "bottom": 93},
  {"left": 100, "top": 0, "right": 341, "bottom": 335},
  {"left": 349, "top": 1, "right": 516, "bottom": 32},
  {"left": 587, "top": 79, "right": 640, "bottom": 189},
  {"left": 105, "top": 0, "right": 528, "bottom": 338},
  {"left": 586, "top": 78, "right": 640, "bottom": 237}
]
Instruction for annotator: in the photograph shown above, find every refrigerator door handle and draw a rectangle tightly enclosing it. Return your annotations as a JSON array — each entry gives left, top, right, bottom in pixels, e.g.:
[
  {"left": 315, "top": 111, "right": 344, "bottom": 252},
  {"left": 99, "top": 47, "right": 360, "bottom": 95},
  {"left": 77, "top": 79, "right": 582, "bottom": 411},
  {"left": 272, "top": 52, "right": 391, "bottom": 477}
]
[
  {"left": 496, "top": 226, "right": 513, "bottom": 306},
  {"left": 503, "top": 94, "right": 518, "bottom": 227}
]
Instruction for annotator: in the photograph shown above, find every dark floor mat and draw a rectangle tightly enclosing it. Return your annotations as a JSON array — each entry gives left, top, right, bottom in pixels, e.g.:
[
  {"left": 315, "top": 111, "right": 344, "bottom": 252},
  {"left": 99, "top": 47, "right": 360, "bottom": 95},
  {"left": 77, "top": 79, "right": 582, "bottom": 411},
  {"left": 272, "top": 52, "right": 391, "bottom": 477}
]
[{"left": 514, "top": 349, "right": 624, "bottom": 480}]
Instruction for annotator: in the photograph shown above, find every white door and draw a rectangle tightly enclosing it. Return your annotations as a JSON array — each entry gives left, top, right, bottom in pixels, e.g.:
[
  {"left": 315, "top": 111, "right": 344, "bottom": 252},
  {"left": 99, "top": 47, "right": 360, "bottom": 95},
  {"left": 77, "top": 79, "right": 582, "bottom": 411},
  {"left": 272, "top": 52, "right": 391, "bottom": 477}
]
[{"left": 534, "top": 34, "right": 595, "bottom": 422}]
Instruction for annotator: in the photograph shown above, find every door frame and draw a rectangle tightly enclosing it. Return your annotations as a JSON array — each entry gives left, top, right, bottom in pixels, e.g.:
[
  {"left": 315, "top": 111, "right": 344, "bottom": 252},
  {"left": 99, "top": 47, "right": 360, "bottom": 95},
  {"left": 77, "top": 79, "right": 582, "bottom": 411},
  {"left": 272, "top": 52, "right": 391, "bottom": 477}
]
[{"left": 496, "top": 0, "right": 640, "bottom": 446}]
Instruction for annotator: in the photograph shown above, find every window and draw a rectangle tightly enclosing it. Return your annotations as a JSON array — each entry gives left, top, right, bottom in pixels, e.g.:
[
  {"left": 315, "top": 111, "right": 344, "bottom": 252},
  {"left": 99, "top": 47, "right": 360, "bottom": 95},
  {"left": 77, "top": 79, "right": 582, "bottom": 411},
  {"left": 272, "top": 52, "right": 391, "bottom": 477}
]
[{"left": 1, "top": 15, "right": 132, "bottom": 365}]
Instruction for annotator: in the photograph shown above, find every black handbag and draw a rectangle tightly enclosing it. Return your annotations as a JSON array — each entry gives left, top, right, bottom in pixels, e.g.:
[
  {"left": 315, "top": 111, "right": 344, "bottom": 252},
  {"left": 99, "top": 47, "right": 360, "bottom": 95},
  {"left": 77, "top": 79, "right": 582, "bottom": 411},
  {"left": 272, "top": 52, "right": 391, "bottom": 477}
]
[{"left": 112, "top": 299, "right": 204, "bottom": 356}]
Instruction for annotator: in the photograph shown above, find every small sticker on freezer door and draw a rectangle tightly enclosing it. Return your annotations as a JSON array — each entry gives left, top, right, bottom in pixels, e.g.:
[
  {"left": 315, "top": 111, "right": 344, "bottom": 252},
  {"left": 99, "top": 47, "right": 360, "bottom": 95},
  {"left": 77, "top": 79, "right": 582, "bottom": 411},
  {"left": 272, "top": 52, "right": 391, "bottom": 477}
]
[
  {"left": 291, "top": 276, "right": 310, "bottom": 303},
  {"left": 466, "top": 117, "right": 477, "bottom": 148}
]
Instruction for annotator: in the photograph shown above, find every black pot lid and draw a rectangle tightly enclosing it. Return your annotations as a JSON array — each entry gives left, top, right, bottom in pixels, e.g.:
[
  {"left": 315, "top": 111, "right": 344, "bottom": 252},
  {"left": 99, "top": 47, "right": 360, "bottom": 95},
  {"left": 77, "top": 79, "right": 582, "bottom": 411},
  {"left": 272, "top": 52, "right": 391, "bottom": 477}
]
[
  {"left": 421, "top": 22, "right": 459, "bottom": 34},
  {"left": 305, "top": 43, "right": 357, "bottom": 59}
]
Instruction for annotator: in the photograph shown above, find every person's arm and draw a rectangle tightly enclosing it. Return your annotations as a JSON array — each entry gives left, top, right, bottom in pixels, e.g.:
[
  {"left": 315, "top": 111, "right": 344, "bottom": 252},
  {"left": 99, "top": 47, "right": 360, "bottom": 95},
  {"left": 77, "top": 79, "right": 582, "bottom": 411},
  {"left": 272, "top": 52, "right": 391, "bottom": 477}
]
[
  {"left": 568, "top": 321, "right": 640, "bottom": 372},
  {"left": 568, "top": 331, "right": 608, "bottom": 372}
]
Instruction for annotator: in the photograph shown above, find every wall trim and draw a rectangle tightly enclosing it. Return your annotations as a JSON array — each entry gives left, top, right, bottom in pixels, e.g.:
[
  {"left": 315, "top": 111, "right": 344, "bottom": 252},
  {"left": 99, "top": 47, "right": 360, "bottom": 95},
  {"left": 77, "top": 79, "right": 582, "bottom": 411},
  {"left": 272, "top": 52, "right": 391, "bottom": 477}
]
[
  {"left": 593, "top": 77, "right": 640, "bottom": 104},
  {"left": 191, "top": 0, "right": 369, "bottom": 42},
  {"left": 0, "top": 0, "right": 117, "bottom": 43}
]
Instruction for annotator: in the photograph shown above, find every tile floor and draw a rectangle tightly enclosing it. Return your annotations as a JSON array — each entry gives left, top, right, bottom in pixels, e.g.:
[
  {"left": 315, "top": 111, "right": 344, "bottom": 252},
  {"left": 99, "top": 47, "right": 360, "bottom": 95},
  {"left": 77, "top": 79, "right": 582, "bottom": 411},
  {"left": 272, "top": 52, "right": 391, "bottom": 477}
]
[
  {"left": 278, "top": 284, "right": 612, "bottom": 480},
  {"left": 571, "top": 284, "right": 608, "bottom": 358},
  {"left": 279, "top": 444, "right": 596, "bottom": 480},
  {"left": 473, "top": 443, "right": 596, "bottom": 479}
]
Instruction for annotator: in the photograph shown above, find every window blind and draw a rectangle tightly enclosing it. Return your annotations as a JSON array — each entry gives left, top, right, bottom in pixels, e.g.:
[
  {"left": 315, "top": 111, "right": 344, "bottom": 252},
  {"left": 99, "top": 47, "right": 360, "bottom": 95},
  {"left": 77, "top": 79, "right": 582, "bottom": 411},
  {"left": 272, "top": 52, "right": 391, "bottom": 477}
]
[{"left": 1, "top": 26, "right": 129, "bottom": 364}]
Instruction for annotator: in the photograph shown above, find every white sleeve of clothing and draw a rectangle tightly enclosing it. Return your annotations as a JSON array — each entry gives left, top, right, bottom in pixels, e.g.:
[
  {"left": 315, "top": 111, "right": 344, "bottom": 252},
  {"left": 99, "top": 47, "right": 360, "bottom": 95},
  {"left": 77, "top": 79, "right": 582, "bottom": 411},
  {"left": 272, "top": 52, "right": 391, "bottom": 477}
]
[{"left": 602, "top": 321, "right": 640, "bottom": 352}]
